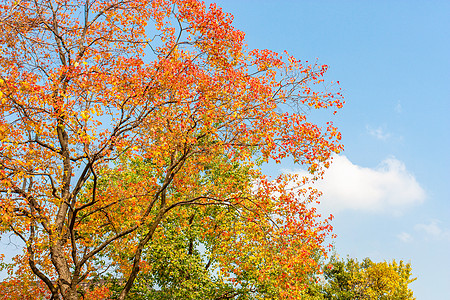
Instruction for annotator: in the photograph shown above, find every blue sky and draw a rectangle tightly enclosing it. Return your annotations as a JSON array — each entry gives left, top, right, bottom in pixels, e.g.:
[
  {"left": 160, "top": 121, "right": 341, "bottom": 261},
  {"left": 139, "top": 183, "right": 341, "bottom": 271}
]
[{"left": 206, "top": 0, "right": 450, "bottom": 299}]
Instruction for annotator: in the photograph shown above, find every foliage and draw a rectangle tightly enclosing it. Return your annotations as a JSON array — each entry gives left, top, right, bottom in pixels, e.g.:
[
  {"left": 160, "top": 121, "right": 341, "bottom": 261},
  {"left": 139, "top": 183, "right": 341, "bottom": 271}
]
[
  {"left": 97, "top": 156, "right": 334, "bottom": 300},
  {"left": 0, "top": 0, "right": 343, "bottom": 299},
  {"left": 302, "top": 256, "right": 416, "bottom": 300}
]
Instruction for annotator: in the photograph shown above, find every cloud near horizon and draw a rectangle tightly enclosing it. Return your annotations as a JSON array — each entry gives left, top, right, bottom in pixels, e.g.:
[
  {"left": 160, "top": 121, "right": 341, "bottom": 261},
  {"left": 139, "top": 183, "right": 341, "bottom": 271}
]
[{"left": 295, "top": 155, "right": 426, "bottom": 214}]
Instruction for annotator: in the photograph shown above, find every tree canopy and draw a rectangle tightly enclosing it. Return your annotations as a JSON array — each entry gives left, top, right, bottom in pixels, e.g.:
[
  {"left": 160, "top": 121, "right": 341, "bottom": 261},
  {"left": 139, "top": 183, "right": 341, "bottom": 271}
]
[
  {"left": 0, "top": 0, "right": 343, "bottom": 299},
  {"left": 302, "top": 256, "right": 416, "bottom": 300}
]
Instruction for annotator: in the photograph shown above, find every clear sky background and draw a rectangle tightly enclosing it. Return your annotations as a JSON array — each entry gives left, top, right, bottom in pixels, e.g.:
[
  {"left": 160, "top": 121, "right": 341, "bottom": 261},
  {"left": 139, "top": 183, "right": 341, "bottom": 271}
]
[{"left": 206, "top": 0, "right": 450, "bottom": 299}]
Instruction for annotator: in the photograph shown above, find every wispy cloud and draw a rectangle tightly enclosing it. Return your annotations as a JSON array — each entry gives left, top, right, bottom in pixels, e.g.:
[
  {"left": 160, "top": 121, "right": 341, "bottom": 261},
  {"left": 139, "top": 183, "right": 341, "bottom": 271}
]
[
  {"left": 366, "top": 125, "right": 391, "bottom": 141},
  {"left": 397, "top": 232, "right": 413, "bottom": 243},
  {"left": 298, "top": 155, "right": 426, "bottom": 214},
  {"left": 415, "top": 220, "right": 450, "bottom": 241}
]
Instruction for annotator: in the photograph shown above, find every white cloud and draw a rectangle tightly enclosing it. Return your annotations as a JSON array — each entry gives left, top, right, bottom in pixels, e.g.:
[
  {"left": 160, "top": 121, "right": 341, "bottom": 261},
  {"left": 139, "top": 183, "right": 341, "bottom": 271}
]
[
  {"left": 303, "top": 155, "right": 426, "bottom": 214},
  {"left": 415, "top": 220, "right": 450, "bottom": 241},
  {"left": 366, "top": 125, "right": 391, "bottom": 141},
  {"left": 397, "top": 232, "right": 413, "bottom": 243}
]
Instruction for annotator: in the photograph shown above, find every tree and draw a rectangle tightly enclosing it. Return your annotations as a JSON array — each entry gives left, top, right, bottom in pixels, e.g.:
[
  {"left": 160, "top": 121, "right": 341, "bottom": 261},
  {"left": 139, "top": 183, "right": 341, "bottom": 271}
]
[
  {"left": 302, "top": 256, "right": 416, "bottom": 300},
  {"left": 0, "top": 0, "right": 343, "bottom": 299}
]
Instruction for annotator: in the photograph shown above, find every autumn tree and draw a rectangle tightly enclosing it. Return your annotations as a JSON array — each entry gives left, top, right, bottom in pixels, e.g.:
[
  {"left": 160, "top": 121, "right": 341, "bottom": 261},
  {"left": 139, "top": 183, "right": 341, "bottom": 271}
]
[
  {"left": 0, "top": 0, "right": 343, "bottom": 299},
  {"left": 302, "top": 256, "right": 416, "bottom": 300}
]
